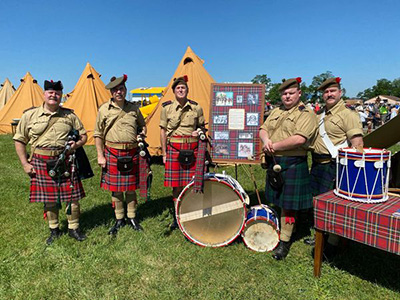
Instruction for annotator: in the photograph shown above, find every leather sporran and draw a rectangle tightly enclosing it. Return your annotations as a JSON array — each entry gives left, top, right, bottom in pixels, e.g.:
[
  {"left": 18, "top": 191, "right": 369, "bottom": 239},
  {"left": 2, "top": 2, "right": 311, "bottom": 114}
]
[
  {"left": 267, "top": 169, "right": 284, "bottom": 190},
  {"left": 46, "top": 159, "right": 67, "bottom": 178},
  {"left": 117, "top": 156, "right": 133, "bottom": 172},
  {"left": 178, "top": 149, "right": 195, "bottom": 166}
]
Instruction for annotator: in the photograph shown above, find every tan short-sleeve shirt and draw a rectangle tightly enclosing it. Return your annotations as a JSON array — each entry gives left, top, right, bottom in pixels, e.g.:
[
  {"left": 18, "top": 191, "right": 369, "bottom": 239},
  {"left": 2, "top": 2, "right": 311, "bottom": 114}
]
[
  {"left": 260, "top": 101, "right": 317, "bottom": 155},
  {"left": 13, "top": 104, "right": 86, "bottom": 148},
  {"left": 159, "top": 99, "right": 205, "bottom": 136},
  {"left": 312, "top": 100, "right": 363, "bottom": 155},
  {"left": 94, "top": 99, "right": 146, "bottom": 143}
]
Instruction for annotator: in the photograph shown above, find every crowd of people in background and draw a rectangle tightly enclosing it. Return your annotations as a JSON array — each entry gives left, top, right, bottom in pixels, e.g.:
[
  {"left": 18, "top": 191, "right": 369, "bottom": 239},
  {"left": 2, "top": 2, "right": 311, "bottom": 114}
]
[{"left": 265, "top": 99, "right": 399, "bottom": 133}]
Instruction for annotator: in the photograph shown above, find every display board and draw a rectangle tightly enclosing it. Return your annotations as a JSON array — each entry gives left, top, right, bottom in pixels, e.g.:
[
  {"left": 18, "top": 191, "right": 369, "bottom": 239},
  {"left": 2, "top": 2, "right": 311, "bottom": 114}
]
[{"left": 209, "top": 83, "right": 265, "bottom": 164}]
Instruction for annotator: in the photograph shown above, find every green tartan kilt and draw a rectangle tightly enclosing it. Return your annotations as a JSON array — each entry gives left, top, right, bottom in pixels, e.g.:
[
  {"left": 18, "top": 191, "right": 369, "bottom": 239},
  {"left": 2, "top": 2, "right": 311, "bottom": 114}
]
[
  {"left": 265, "top": 156, "right": 312, "bottom": 210},
  {"left": 310, "top": 161, "right": 336, "bottom": 196}
]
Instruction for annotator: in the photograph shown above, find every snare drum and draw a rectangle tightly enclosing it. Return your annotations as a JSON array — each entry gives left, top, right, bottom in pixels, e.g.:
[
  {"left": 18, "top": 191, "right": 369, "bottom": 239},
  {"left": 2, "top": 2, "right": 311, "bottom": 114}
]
[
  {"left": 334, "top": 148, "right": 391, "bottom": 203},
  {"left": 242, "top": 204, "right": 280, "bottom": 252},
  {"left": 176, "top": 173, "right": 249, "bottom": 247}
]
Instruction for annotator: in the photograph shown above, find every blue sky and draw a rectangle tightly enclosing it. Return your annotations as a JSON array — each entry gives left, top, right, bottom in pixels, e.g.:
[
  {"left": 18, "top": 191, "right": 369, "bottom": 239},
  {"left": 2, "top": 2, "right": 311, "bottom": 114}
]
[{"left": 0, "top": 0, "right": 399, "bottom": 97}]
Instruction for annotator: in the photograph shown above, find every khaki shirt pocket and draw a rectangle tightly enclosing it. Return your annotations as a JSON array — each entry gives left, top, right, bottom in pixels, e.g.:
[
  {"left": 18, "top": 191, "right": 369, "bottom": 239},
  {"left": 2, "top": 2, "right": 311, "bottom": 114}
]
[
  {"left": 282, "top": 114, "right": 296, "bottom": 134},
  {"left": 266, "top": 115, "right": 280, "bottom": 132},
  {"left": 54, "top": 119, "right": 73, "bottom": 134},
  {"left": 30, "top": 120, "right": 48, "bottom": 136}
]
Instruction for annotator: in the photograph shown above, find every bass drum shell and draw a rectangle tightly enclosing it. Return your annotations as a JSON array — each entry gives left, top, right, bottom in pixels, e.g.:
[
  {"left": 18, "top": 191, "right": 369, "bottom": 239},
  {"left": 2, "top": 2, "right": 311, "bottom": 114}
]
[{"left": 176, "top": 176, "right": 247, "bottom": 247}]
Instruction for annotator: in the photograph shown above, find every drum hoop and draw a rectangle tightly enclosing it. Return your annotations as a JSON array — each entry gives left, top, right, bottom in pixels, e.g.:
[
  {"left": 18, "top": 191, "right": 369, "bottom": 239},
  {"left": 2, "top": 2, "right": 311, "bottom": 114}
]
[
  {"left": 333, "top": 189, "right": 388, "bottom": 203},
  {"left": 244, "top": 217, "right": 279, "bottom": 230},
  {"left": 176, "top": 177, "right": 246, "bottom": 248},
  {"left": 339, "top": 147, "right": 391, "bottom": 155}
]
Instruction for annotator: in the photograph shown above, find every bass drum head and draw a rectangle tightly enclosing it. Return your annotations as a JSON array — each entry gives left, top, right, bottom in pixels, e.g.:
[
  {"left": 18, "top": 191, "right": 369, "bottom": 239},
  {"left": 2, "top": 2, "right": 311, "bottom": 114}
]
[
  {"left": 242, "top": 220, "right": 279, "bottom": 252},
  {"left": 177, "top": 179, "right": 246, "bottom": 247}
]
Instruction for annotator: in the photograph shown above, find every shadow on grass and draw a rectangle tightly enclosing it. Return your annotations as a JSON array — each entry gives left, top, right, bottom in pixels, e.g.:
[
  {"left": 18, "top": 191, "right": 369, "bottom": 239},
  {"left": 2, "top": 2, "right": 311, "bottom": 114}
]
[
  {"left": 330, "top": 242, "right": 400, "bottom": 292},
  {"left": 61, "top": 196, "right": 175, "bottom": 232}
]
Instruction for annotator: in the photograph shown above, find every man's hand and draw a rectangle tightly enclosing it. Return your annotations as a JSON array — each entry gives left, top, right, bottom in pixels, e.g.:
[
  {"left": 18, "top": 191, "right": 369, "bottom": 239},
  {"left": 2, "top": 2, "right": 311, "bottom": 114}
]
[
  {"left": 23, "top": 162, "right": 35, "bottom": 177},
  {"left": 98, "top": 155, "right": 106, "bottom": 168},
  {"left": 262, "top": 138, "right": 275, "bottom": 154}
]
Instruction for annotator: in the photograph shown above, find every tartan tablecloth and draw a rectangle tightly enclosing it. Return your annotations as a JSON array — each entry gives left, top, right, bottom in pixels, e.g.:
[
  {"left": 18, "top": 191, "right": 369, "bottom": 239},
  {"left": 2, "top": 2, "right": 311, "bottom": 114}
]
[{"left": 314, "top": 191, "right": 400, "bottom": 255}]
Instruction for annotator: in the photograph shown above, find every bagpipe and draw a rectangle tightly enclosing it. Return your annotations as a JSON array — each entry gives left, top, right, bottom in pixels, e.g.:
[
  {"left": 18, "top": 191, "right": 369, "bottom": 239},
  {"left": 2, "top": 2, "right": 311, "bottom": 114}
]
[
  {"left": 47, "top": 129, "right": 94, "bottom": 183},
  {"left": 137, "top": 134, "right": 153, "bottom": 201},
  {"left": 192, "top": 126, "right": 212, "bottom": 193}
]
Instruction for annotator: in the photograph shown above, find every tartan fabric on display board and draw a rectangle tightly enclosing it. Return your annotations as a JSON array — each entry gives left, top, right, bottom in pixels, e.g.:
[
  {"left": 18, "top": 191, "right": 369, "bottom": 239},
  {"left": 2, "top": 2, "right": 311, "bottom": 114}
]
[
  {"left": 164, "top": 139, "right": 198, "bottom": 187},
  {"left": 314, "top": 191, "right": 400, "bottom": 255},
  {"left": 30, "top": 154, "right": 85, "bottom": 203},
  {"left": 265, "top": 156, "right": 313, "bottom": 211},
  {"left": 101, "top": 147, "right": 139, "bottom": 192},
  {"left": 310, "top": 161, "right": 336, "bottom": 196},
  {"left": 210, "top": 84, "right": 264, "bottom": 163}
]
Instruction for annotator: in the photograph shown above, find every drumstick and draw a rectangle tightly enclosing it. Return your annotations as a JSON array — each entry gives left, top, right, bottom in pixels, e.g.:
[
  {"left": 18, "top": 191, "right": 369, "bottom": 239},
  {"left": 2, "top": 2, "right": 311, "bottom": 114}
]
[
  {"left": 388, "top": 192, "right": 400, "bottom": 197},
  {"left": 246, "top": 165, "right": 262, "bottom": 206}
]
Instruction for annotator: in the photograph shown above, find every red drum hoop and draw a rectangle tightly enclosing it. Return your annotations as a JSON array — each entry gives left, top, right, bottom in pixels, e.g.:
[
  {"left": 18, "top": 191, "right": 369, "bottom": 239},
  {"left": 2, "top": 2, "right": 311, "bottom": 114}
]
[{"left": 176, "top": 173, "right": 247, "bottom": 247}]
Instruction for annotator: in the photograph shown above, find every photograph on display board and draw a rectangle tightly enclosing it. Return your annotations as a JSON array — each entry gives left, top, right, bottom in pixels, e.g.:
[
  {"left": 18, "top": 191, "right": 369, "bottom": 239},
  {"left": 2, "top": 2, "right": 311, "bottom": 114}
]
[
  {"left": 239, "top": 132, "right": 253, "bottom": 139},
  {"left": 246, "top": 113, "right": 259, "bottom": 126},
  {"left": 247, "top": 93, "right": 259, "bottom": 105},
  {"left": 214, "top": 131, "right": 230, "bottom": 140},
  {"left": 238, "top": 142, "right": 253, "bottom": 158},
  {"left": 213, "top": 114, "right": 228, "bottom": 125},
  {"left": 214, "top": 143, "right": 230, "bottom": 156},
  {"left": 236, "top": 95, "right": 243, "bottom": 104},
  {"left": 215, "top": 91, "right": 234, "bottom": 106}
]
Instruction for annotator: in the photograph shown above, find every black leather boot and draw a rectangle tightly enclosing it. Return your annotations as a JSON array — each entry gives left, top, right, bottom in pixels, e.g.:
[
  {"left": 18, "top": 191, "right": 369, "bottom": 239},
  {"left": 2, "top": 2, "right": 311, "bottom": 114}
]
[
  {"left": 108, "top": 218, "right": 126, "bottom": 235},
  {"left": 68, "top": 228, "right": 87, "bottom": 241},
  {"left": 46, "top": 228, "right": 61, "bottom": 245},
  {"left": 272, "top": 241, "right": 292, "bottom": 260},
  {"left": 127, "top": 218, "right": 143, "bottom": 231}
]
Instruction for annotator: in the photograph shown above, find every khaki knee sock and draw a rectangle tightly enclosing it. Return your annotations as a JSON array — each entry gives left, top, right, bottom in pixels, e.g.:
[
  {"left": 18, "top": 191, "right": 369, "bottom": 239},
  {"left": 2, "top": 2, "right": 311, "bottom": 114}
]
[
  {"left": 112, "top": 192, "right": 125, "bottom": 220},
  {"left": 280, "top": 216, "right": 294, "bottom": 242},
  {"left": 126, "top": 192, "right": 137, "bottom": 219},
  {"left": 67, "top": 202, "right": 80, "bottom": 230},
  {"left": 45, "top": 203, "right": 59, "bottom": 229}
]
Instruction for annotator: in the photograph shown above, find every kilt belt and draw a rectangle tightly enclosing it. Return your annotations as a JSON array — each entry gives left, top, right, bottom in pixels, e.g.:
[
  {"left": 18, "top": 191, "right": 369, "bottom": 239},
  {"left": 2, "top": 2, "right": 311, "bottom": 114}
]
[
  {"left": 312, "top": 153, "right": 334, "bottom": 164},
  {"left": 105, "top": 141, "right": 137, "bottom": 150},
  {"left": 168, "top": 136, "right": 198, "bottom": 143},
  {"left": 34, "top": 148, "right": 64, "bottom": 156}
]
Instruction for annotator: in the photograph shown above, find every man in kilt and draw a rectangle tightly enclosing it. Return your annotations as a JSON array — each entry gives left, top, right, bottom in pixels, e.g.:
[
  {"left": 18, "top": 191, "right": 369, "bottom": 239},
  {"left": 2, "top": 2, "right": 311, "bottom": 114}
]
[
  {"left": 14, "top": 80, "right": 88, "bottom": 245},
  {"left": 308, "top": 77, "right": 363, "bottom": 258},
  {"left": 94, "top": 74, "right": 146, "bottom": 235},
  {"left": 160, "top": 76, "right": 205, "bottom": 230},
  {"left": 259, "top": 77, "right": 317, "bottom": 260}
]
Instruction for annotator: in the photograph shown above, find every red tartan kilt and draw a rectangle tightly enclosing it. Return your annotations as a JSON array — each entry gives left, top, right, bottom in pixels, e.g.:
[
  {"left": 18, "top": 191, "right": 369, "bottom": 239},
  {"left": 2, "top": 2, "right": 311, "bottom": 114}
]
[
  {"left": 29, "top": 153, "right": 85, "bottom": 203},
  {"left": 164, "top": 139, "right": 198, "bottom": 187},
  {"left": 101, "top": 147, "right": 139, "bottom": 192}
]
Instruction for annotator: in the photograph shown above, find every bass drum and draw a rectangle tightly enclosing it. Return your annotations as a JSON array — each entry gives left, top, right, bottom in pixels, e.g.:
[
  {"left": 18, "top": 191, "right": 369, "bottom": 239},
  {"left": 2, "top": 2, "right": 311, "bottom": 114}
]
[{"left": 176, "top": 173, "right": 248, "bottom": 247}]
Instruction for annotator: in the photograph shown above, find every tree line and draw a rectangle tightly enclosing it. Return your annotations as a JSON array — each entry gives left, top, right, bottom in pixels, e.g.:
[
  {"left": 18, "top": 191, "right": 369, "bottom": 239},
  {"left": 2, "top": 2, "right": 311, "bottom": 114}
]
[{"left": 252, "top": 72, "right": 400, "bottom": 104}]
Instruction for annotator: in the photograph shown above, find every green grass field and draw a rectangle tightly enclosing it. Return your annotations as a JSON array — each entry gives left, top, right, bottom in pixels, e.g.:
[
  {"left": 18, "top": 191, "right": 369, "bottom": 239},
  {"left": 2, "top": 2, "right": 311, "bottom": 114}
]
[{"left": 0, "top": 134, "right": 399, "bottom": 300}]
